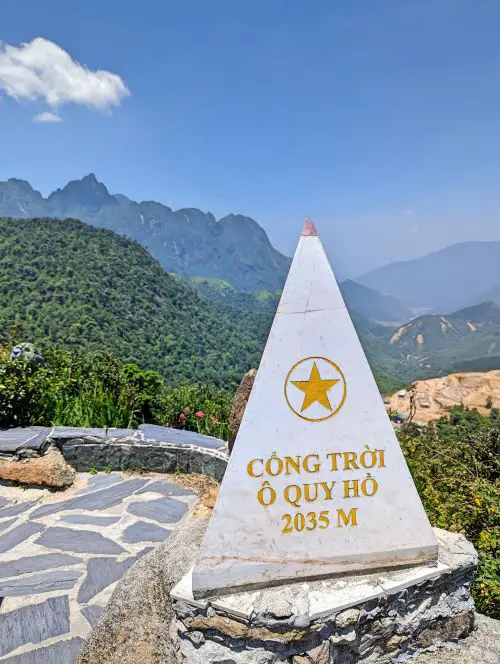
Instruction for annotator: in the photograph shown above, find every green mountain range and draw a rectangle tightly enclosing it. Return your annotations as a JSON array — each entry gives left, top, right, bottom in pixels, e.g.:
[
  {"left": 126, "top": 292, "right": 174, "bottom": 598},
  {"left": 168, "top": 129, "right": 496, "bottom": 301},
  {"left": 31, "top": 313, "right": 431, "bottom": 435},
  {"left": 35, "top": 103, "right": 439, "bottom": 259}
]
[
  {"left": 386, "top": 301, "right": 500, "bottom": 378},
  {"left": 0, "top": 217, "right": 268, "bottom": 387},
  {"left": 0, "top": 175, "right": 290, "bottom": 293}
]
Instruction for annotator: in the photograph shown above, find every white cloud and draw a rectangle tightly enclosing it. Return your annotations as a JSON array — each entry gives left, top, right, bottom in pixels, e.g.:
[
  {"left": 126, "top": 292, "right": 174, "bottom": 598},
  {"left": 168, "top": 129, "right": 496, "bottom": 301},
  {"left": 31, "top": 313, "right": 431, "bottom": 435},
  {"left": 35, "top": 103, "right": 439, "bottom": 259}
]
[
  {"left": 0, "top": 37, "right": 130, "bottom": 118},
  {"left": 33, "top": 111, "right": 62, "bottom": 123}
]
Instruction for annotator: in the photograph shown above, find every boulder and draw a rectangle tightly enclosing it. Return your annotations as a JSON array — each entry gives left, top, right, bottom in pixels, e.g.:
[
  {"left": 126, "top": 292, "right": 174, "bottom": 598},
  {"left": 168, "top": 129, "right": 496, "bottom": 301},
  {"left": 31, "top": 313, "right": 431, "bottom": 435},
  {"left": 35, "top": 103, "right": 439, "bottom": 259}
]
[
  {"left": 0, "top": 448, "right": 75, "bottom": 487},
  {"left": 228, "top": 368, "right": 257, "bottom": 453},
  {"left": 77, "top": 517, "right": 208, "bottom": 664}
]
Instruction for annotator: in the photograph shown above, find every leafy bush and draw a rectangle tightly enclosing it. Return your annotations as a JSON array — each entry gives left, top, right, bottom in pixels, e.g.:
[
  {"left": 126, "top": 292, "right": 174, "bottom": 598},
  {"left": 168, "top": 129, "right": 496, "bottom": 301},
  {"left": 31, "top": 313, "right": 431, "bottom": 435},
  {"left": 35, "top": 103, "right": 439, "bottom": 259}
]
[
  {"left": 157, "top": 383, "right": 232, "bottom": 439},
  {"left": 399, "top": 406, "right": 499, "bottom": 618}
]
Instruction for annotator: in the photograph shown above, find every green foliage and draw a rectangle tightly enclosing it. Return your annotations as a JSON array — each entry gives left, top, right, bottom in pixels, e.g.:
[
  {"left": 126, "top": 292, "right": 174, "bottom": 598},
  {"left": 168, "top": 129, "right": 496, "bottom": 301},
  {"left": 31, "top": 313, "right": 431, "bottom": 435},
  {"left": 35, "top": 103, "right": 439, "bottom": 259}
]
[
  {"left": 0, "top": 217, "right": 264, "bottom": 389},
  {"left": 399, "top": 406, "right": 500, "bottom": 618},
  {"left": 157, "top": 383, "right": 232, "bottom": 439}
]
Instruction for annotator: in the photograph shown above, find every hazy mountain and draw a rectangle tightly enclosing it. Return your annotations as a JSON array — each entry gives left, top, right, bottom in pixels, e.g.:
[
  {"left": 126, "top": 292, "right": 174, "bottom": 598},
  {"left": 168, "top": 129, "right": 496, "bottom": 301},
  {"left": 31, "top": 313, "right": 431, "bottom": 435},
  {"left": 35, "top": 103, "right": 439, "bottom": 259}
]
[
  {"left": 0, "top": 174, "right": 290, "bottom": 293},
  {"left": 190, "top": 275, "right": 411, "bottom": 325},
  {"left": 357, "top": 242, "right": 500, "bottom": 312},
  {"left": 387, "top": 301, "right": 500, "bottom": 378},
  {"left": 339, "top": 279, "right": 412, "bottom": 324}
]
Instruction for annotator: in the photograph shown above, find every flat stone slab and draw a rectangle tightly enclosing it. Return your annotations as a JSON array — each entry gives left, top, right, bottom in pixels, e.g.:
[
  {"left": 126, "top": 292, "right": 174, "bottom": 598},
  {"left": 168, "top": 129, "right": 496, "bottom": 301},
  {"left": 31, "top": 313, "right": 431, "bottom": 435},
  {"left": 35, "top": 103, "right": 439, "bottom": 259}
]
[
  {"left": 31, "top": 478, "right": 149, "bottom": 518},
  {"left": 0, "top": 517, "right": 16, "bottom": 532},
  {"left": 77, "top": 556, "right": 137, "bottom": 603},
  {"left": 0, "top": 500, "right": 36, "bottom": 518},
  {"left": 127, "top": 496, "right": 187, "bottom": 523},
  {"left": 0, "top": 553, "right": 81, "bottom": 579},
  {"left": 135, "top": 479, "right": 195, "bottom": 497},
  {"left": 0, "top": 637, "right": 84, "bottom": 664},
  {"left": 139, "top": 424, "right": 225, "bottom": 449},
  {"left": 82, "top": 604, "right": 104, "bottom": 627},
  {"left": 0, "top": 569, "right": 82, "bottom": 597},
  {"left": 62, "top": 513, "right": 120, "bottom": 526},
  {"left": 0, "top": 427, "right": 51, "bottom": 454},
  {"left": 0, "top": 497, "right": 10, "bottom": 507},
  {"left": 122, "top": 520, "right": 171, "bottom": 543},
  {"left": 76, "top": 473, "right": 125, "bottom": 494},
  {"left": 36, "top": 527, "right": 125, "bottom": 554},
  {"left": 0, "top": 595, "right": 70, "bottom": 657},
  {"left": 0, "top": 522, "right": 43, "bottom": 554},
  {"left": 49, "top": 426, "right": 136, "bottom": 440}
]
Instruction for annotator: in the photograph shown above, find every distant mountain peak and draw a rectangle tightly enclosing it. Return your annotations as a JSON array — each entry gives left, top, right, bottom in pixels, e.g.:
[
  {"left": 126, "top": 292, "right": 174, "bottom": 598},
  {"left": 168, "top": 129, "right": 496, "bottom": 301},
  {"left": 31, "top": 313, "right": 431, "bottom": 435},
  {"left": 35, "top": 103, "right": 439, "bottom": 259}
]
[
  {"left": 0, "top": 174, "right": 289, "bottom": 292},
  {"left": 47, "top": 173, "right": 116, "bottom": 212}
]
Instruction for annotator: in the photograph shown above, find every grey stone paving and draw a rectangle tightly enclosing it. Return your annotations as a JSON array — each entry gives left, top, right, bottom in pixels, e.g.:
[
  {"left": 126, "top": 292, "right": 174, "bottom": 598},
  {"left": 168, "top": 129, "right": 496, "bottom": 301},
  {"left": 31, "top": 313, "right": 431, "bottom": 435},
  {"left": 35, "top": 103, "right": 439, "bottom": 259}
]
[
  {"left": 36, "top": 527, "right": 125, "bottom": 554},
  {"left": 62, "top": 514, "right": 120, "bottom": 526},
  {"left": 135, "top": 478, "right": 195, "bottom": 497},
  {"left": 0, "top": 522, "right": 43, "bottom": 554},
  {"left": 0, "top": 569, "right": 83, "bottom": 597},
  {"left": 0, "top": 471, "right": 195, "bottom": 661},
  {"left": 31, "top": 478, "right": 149, "bottom": 518},
  {"left": 1, "top": 638, "right": 85, "bottom": 664},
  {"left": 0, "top": 427, "right": 50, "bottom": 454},
  {"left": 81, "top": 604, "right": 103, "bottom": 627},
  {"left": 122, "top": 520, "right": 172, "bottom": 543},
  {"left": 77, "top": 556, "right": 137, "bottom": 603},
  {"left": 0, "top": 518, "right": 16, "bottom": 533},
  {"left": 0, "top": 553, "right": 80, "bottom": 579},
  {"left": 0, "top": 595, "right": 70, "bottom": 657},
  {"left": 0, "top": 501, "right": 37, "bottom": 519},
  {"left": 127, "top": 495, "right": 188, "bottom": 523}
]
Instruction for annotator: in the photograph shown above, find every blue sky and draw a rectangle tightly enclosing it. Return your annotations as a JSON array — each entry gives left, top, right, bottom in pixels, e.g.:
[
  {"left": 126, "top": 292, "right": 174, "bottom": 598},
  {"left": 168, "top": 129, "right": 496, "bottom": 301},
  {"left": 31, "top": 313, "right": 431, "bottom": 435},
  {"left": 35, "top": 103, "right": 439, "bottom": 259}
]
[{"left": 1, "top": 0, "right": 500, "bottom": 276}]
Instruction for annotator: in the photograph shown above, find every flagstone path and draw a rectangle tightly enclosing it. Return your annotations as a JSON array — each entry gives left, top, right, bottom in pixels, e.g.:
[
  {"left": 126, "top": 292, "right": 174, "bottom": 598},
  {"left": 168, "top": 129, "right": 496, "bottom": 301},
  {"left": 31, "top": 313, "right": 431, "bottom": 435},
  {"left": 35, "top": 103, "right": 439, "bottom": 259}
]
[{"left": 0, "top": 471, "right": 197, "bottom": 662}]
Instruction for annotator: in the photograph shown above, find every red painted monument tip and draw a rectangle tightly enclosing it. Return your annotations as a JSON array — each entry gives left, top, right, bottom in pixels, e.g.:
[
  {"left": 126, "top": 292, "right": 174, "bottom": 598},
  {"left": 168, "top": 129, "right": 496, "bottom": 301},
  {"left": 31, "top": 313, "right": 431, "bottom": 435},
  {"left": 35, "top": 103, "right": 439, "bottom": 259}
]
[{"left": 301, "top": 217, "right": 318, "bottom": 236}]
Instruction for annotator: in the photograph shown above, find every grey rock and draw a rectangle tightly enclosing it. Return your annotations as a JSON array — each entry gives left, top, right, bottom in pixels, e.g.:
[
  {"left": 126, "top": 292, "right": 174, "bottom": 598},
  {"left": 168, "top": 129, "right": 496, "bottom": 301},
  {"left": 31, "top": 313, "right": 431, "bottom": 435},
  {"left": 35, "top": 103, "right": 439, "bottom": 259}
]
[
  {"left": 122, "top": 520, "right": 171, "bottom": 543},
  {"left": 2, "top": 637, "right": 84, "bottom": 664},
  {"left": 0, "top": 500, "right": 36, "bottom": 518},
  {"left": 335, "top": 608, "right": 360, "bottom": 628},
  {"left": 411, "top": 613, "right": 500, "bottom": 664},
  {"left": 31, "top": 478, "right": 149, "bottom": 518},
  {"left": 77, "top": 518, "right": 208, "bottom": 664},
  {"left": 139, "top": 423, "right": 225, "bottom": 449},
  {"left": 0, "top": 426, "right": 50, "bottom": 454},
  {"left": 135, "top": 479, "right": 195, "bottom": 497},
  {"left": 36, "top": 527, "right": 125, "bottom": 554},
  {"left": 0, "top": 595, "right": 70, "bottom": 657},
  {"left": 78, "top": 556, "right": 137, "bottom": 603},
  {"left": 178, "top": 638, "right": 288, "bottom": 663},
  {"left": 62, "top": 514, "right": 120, "bottom": 526},
  {"left": 0, "top": 521, "right": 43, "bottom": 553},
  {"left": 76, "top": 473, "right": 125, "bottom": 494},
  {"left": 82, "top": 604, "right": 104, "bottom": 627},
  {"left": 127, "top": 496, "right": 187, "bottom": 523},
  {"left": 0, "top": 497, "right": 9, "bottom": 507},
  {"left": 0, "top": 568, "right": 82, "bottom": 597},
  {"left": 0, "top": 552, "right": 81, "bottom": 578},
  {"left": 0, "top": 517, "right": 16, "bottom": 532}
]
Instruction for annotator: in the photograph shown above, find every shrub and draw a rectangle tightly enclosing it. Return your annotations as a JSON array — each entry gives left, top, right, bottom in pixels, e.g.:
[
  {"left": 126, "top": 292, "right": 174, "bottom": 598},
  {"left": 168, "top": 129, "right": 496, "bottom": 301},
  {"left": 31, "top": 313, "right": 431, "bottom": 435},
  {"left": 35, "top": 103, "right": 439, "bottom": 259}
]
[{"left": 399, "top": 406, "right": 499, "bottom": 618}]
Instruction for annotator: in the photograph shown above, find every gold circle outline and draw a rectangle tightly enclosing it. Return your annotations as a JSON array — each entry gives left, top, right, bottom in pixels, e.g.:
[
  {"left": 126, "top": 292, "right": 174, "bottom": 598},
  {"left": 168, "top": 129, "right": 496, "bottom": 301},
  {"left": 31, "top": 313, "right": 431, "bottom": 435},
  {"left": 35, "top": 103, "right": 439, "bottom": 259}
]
[{"left": 284, "top": 356, "right": 347, "bottom": 422}]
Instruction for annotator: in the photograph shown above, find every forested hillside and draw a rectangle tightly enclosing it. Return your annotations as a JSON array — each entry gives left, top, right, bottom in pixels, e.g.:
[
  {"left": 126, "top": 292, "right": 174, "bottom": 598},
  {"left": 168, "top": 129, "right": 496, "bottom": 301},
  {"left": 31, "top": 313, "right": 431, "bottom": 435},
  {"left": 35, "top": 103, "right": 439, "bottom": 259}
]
[{"left": 0, "top": 217, "right": 267, "bottom": 387}]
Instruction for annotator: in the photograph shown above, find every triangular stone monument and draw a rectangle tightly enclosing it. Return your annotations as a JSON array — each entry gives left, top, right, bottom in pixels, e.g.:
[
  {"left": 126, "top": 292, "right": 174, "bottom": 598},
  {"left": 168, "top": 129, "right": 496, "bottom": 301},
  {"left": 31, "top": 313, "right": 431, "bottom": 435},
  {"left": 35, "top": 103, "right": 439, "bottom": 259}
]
[{"left": 192, "top": 219, "right": 438, "bottom": 598}]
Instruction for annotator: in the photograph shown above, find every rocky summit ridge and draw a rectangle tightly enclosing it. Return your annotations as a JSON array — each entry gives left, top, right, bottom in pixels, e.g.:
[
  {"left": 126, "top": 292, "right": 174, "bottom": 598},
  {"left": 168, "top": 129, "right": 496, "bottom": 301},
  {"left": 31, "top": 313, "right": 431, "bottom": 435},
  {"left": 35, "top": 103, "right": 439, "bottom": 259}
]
[{"left": 0, "top": 174, "right": 290, "bottom": 293}]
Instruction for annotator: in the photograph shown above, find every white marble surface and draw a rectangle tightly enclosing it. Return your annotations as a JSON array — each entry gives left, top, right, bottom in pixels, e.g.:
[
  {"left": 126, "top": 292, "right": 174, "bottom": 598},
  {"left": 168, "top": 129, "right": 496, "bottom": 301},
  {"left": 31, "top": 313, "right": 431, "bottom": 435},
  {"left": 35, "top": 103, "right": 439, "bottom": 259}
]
[{"left": 192, "top": 221, "right": 438, "bottom": 598}]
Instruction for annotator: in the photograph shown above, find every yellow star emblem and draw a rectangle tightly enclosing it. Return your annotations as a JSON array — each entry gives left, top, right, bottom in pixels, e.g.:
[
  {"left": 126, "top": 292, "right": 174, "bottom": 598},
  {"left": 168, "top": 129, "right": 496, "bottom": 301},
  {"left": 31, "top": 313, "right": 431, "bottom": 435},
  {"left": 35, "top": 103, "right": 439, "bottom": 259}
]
[{"left": 291, "top": 361, "right": 339, "bottom": 413}]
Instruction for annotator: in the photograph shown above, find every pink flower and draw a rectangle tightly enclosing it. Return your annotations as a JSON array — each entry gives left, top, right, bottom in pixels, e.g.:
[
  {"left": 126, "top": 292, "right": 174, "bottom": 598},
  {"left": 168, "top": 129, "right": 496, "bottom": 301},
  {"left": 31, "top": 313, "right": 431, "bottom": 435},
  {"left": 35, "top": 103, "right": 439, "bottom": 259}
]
[
  {"left": 210, "top": 416, "right": 219, "bottom": 425},
  {"left": 178, "top": 412, "right": 186, "bottom": 422},
  {"left": 183, "top": 407, "right": 191, "bottom": 413},
  {"left": 195, "top": 411, "right": 204, "bottom": 419}
]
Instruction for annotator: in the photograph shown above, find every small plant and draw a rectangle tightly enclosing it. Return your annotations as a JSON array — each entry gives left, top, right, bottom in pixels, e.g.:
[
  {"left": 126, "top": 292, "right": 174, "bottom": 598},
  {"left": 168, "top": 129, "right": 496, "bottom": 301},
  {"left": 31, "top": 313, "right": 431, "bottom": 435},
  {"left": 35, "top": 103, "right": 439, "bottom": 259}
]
[
  {"left": 88, "top": 466, "right": 98, "bottom": 476},
  {"left": 103, "top": 466, "right": 112, "bottom": 474}
]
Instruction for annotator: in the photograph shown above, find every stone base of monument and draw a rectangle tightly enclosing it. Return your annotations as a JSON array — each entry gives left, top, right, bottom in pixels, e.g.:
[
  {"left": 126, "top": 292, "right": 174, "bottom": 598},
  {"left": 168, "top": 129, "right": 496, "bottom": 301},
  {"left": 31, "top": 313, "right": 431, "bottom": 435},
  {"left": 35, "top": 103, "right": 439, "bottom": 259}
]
[{"left": 170, "top": 529, "right": 477, "bottom": 664}]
